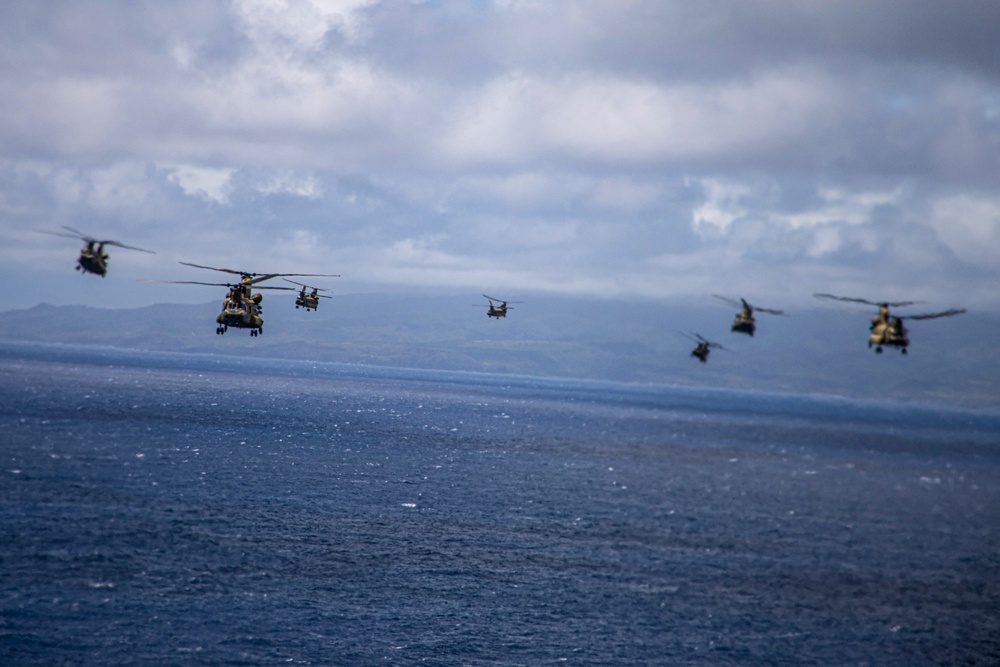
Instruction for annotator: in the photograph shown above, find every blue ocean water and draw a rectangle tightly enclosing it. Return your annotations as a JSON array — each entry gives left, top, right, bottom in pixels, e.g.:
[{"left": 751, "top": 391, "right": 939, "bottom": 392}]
[{"left": 1, "top": 342, "right": 998, "bottom": 666}]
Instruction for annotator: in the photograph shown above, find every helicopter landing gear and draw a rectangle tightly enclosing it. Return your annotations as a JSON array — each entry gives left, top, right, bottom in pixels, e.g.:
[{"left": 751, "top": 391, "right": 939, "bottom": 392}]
[
  {"left": 875, "top": 346, "right": 883, "bottom": 354},
  {"left": 250, "top": 327, "right": 262, "bottom": 337},
  {"left": 901, "top": 348, "right": 907, "bottom": 355},
  {"left": 216, "top": 325, "right": 229, "bottom": 335}
]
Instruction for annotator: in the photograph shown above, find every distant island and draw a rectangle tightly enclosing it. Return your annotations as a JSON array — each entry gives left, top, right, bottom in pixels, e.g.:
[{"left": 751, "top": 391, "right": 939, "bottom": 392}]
[{"left": 2, "top": 294, "right": 997, "bottom": 410}]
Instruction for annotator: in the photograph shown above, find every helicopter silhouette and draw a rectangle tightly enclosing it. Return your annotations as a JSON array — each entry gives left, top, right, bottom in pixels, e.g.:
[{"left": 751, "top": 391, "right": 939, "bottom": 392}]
[
  {"left": 42, "top": 226, "right": 154, "bottom": 277},
  {"left": 680, "top": 332, "right": 730, "bottom": 363},
  {"left": 284, "top": 279, "right": 333, "bottom": 312},
  {"left": 814, "top": 293, "right": 965, "bottom": 354},
  {"left": 142, "top": 262, "right": 338, "bottom": 336},
  {"left": 475, "top": 295, "right": 522, "bottom": 319},
  {"left": 713, "top": 295, "right": 787, "bottom": 336}
]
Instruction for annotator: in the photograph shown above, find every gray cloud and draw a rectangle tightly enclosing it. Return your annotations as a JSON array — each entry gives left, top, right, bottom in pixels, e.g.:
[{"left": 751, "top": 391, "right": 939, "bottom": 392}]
[{"left": 1, "top": 0, "right": 997, "bottom": 312}]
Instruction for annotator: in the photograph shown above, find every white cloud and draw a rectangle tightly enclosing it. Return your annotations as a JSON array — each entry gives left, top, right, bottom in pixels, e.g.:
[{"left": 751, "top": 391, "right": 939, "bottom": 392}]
[
  {"left": 233, "top": 0, "right": 379, "bottom": 51},
  {"left": 773, "top": 188, "right": 901, "bottom": 230},
  {"left": 253, "top": 171, "right": 324, "bottom": 199},
  {"left": 690, "top": 179, "right": 751, "bottom": 232},
  {"left": 928, "top": 194, "right": 1000, "bottom": 268},
  {"left": 162, "top": 163, "right": 236, "bottom": 204},
  {"left": 441, "top": 67, "right": 841, "bottom": 167}
]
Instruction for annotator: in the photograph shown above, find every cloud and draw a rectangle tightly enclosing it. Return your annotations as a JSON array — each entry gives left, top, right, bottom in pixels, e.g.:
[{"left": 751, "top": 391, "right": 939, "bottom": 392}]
[
  {"left": 928, "top": 194, "right": 1000, "bottom": 269},
  {"left": 163, "top": 163, "right": 236, "bottom": 204},
  {"left": 440, "top": 66, "right": 844, "bottom": 168},
  {"left": 0, "top": 0, "right": 998, "bottom": 312}
]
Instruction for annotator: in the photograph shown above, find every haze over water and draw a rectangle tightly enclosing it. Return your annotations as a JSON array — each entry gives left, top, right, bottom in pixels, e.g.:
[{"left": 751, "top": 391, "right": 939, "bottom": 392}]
[{"left": 2, "top": 343, "right": 998, "bottom": 666}]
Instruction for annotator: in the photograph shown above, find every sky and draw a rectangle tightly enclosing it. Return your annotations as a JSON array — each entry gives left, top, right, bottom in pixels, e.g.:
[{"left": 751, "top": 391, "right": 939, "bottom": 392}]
[{"left": 1, "top": 0, "right": 998, "bottom": 312}]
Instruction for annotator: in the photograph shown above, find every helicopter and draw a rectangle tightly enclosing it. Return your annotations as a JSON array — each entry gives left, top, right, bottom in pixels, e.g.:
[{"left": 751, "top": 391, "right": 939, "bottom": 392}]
[
  {"left": 680, "top": 332, "right": 730, "bottom": 363},
  {"left": 713, "top": 295, "right": 786, "bottom": 336},
  {"left": 41, "top": 225, "right": 154, "bottom": 277},
  {"left": 283, "top": 279, "right": 333, "bottom": 312},
  {"left": 476, "top": 295, "right": 522, "bottom": 319},
  {"left": 142, "top": 262, "right": 339, "bottom": 336},
  {"left": 813, "top": 293, "right": 966, "bottom": 354}
]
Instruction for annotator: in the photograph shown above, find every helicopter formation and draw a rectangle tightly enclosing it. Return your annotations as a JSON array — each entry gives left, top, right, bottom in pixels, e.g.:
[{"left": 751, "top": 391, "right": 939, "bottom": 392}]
[
  {"left": 141, "top": 263, "right": 341, "bottom": 336},
  {"left": 40, "top": 228, "right": 968, "bottom": 357},
  {"left": 677, "top": 291, "right": 966, "bottom": 363}
]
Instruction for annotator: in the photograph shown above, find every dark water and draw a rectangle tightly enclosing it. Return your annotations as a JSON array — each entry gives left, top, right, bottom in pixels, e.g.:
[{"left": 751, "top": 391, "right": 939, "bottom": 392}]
[{"left": 1, "top": 343, "right": 998, "bottom": 666}]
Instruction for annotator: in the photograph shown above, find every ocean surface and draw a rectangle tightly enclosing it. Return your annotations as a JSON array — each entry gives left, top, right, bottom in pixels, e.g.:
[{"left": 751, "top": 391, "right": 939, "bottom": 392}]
[{"left": 1, "top": 342, "right": 998, "bottom": 666}]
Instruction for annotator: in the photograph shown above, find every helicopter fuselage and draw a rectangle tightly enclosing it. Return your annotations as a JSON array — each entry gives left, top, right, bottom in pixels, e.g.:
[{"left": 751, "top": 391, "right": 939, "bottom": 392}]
[
  {"left": 487, "top": 304, "right": 507, "bottom": 318},
  {"left": 295, "top": 291, "right": 320, "bottom": 311},
  {"left": 216, "top": 287, "right": 265, "bottom": 336},
  {"left": 77, "top": 244, "right": 109, "bottom": 277},
  {"left": 691, "top": 343, "right": 711, "bottom": 363},
  {"left": 869, "top": 316, "right": 909, "bottom": 354},
  {"left": 730, "top": 308, "right": 755, "bottom": 336}
]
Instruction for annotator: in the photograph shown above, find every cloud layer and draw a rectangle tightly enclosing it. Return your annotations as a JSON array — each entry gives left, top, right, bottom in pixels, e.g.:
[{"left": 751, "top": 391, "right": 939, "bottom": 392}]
[{"left": 2, "top": 0, "right": 998, "bottom": 310}]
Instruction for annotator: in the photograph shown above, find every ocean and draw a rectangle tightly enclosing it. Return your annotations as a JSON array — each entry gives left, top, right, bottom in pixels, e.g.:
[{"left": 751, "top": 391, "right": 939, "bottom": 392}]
[{"left": 1, "top": 342, "right": 998, "bottom": 666}]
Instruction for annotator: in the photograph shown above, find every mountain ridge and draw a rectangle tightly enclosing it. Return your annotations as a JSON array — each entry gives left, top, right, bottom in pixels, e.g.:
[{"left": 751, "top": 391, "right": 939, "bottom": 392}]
[{"left": 2, "top": 293, "right": 996, "bottom": 409}]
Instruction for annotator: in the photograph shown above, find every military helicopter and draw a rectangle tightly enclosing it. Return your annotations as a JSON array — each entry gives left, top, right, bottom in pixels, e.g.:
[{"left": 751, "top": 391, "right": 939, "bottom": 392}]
[
  {"left": 143, "top": 262, "right": 339, "bottom": 336},
  {"left": 283, "top": 279, "right": 333, "bottom": 312},
  {"left": 476, "top": 295, "right": 522, "bottom": 319},
  {"left": 41, "top": 225, "right": 154, "bottom": 277},
  {"left": 680, "top": 332, "right": 730, "bottom": 363},
  {"left": 813, "top": 293, "right": 966, "bottom": 354},
  {"left": 713, "top": 295, "right": 787, "bottom": 336}
]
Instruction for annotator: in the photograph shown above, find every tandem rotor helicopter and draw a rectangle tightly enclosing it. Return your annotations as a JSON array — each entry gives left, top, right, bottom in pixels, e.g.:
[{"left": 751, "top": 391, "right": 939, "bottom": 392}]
[
  {"left": 680, "top": 332, "right": 730, "bottom": 363},
  {"left": 42, "top": 226, "right": 154, "bottom": 277},
  {"left": 713, "top": 295, "right": 787, "bottom": 336},
  {"left": 476, "top": 295, "right": 522, "bottom": 319},
  {"left": 284, "top": 279, "right": 333, "bottom": 312},
  {"left": 813, "top": 293, "right": 966, "bottom": 354},
  {"left": 143, "top": 263, "right": 339, "bottom": 336}
]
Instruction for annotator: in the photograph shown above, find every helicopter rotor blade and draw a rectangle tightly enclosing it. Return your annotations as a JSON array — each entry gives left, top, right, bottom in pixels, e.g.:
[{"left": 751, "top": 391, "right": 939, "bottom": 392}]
[
  {"left": 712, "top": 294, "right": 742, "bottom": 308},
  {"left": 271, "top": 272, "right": 340, "bottom": 278},
  {"left": 138, "top": 279, "right": 232, "bottom": 287},
  {"left": 41, "top": 227, "right": 152, "bottom": 252},
  {"left": 813, "top": 293, "right": 919, "bottom": 308},
  {"left": 98, "top": 240, "right": 155, "bottom": 253},
  {"left": 179, "top": 261, "right": 249, "bottom": 276},
  {"left": 282, "top": 278, "right": 333, "bottom": 291},
  {"left": 813, "top": 293, "right": 878, "bottom": 306},
  {"left": 40, "top": 228, "right": 93, "bottom": 242},
  {"left": 904, "top": 308, "right": 967, "bottom": 321},
  {"left": 754, "top": 306, "right": 787, "bottom": 316},
  {"left": 61, "top": 225, "right": 102, "bottom": 244},
  {"left": 246, "top": 274, "right": 282, "bottom": 286}
]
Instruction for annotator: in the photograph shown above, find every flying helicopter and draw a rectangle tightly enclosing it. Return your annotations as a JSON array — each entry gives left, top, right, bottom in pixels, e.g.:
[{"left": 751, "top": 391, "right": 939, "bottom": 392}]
[
  {"left": 41, "top": 225, "right": 154, "bottom": 277},
  {"left": 142, "top": 262, "right": 339, "bottom": 336},
  {"left": 283, "top": 279, "right": 333, "bottom": 312},
  {"left": 813, "top": 293, "right": 966, "bottom": 354},
  {"left": 680, "top": 332, "right": 730, "bottom": 363},
  {"left": 713, "top": 295, "right": 787, "bottom": 336},
  {"left": 476, "top": 295, "right": 522, "bottom": 319}
]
